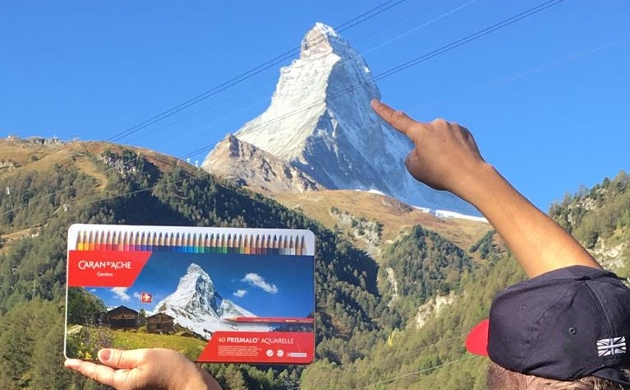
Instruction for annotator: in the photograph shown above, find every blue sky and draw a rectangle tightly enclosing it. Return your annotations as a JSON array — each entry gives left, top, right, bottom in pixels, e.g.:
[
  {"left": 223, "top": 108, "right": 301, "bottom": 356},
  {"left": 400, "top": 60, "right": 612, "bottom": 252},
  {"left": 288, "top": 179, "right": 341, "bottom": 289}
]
[
  {"left": 2, "top": 0, "right": 629, "bottom": 211},
  {"left": 93, "top": 252, "right": 315, "bottom": 317}
]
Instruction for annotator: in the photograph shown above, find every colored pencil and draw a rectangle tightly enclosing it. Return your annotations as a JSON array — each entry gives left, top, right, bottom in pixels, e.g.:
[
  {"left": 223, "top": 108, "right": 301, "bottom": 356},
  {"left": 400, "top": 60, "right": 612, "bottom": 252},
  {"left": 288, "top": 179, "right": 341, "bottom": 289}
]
[
  {"left": 105, "top": 231, "right": 112, "bottom": 251},
  {"left": 296, "top": 235, "right": 303, "bottom": 256},
  {"left": 229, "top": 234, "right": 234, "bottom": 254},
  {"left": 221, "top": 234, "right": 229, "bottom": 254},
  {"left": 244, "top": 234, "right": 251, "bottom": 254},
  {"left": 76, "top": 231, "right": 84, "bottom": 251},
  {"left": 72, "top": 229, "right": 310, "bottom": 255}
]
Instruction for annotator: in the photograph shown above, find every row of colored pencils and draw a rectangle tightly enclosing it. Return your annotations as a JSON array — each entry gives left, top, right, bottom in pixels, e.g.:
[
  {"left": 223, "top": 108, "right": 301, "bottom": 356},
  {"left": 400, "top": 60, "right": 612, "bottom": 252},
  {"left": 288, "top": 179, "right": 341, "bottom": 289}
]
[{"left": 74, "top": 230, "right": 307, "bottom": 255}]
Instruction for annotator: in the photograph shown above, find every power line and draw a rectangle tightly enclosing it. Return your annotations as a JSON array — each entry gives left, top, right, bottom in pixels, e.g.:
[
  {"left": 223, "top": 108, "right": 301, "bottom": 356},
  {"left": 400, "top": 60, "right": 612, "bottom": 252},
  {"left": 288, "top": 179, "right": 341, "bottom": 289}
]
[
  {"left": 374, "top": 0, "right": 568, "bottom": 81},
  {"left": 354, "top": 355, "right": 479, "bottom": 389},
  {"left": 358, "top": 0, "right": 482, "bottom": 58},
  {"left": 286, "top": 349, "right": 481, "bottom": 390},
  {"left": 180, "top": 0, "right": 570, "bottom": 160},
  {"left": 334, "top": 0, "right": 408, "bottom": 33},
  {"left": 10, "top": 2, "right": 411, "bottom": 216},
  {"left": 105, "top": 0, "right": 409, "bottom": 144},
  {"left": 122, "top": 0, "right": 471, "bottom": 148},
  {"left": 1, "top": 0, "right": 474, "bottom": 219},
  {"left": 3, "top": 0, "right": 571, "bottom": 220},
  {"left": 494, "top": 33, "right": 630, "bottom": 85}
]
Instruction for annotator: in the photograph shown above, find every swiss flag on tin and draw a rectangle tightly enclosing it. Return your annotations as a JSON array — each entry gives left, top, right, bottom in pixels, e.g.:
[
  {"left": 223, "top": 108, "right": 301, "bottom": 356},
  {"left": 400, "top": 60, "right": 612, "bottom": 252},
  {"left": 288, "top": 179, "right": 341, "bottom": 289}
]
[{"left": 140, "top": 292, "right": 152, "bottom": 303}]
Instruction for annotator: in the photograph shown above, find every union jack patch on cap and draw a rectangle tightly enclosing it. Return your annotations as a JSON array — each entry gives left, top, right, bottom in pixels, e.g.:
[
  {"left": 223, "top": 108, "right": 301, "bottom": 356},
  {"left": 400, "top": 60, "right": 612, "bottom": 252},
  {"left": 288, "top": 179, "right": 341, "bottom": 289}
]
[{"left": 597, "top": 336, "right": 626, "bottom": 357}]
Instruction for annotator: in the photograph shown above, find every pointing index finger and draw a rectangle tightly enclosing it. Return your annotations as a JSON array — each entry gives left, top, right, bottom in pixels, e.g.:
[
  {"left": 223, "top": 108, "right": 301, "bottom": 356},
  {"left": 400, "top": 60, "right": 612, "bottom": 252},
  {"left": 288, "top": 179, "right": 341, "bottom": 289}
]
[{"left": 370, "top": 99, "right": 420, "bottom": 137}]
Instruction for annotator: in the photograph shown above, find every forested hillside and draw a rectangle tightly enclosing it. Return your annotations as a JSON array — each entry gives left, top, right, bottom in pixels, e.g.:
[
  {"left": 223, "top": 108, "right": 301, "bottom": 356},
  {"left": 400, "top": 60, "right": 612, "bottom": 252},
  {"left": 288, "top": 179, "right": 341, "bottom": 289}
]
[
  {"left": 0, "top": 139, "right": 627, "bottom": 389},
  {"left": 0, "top": 141, "right": 396, "bottom": 389},
  {"left": 549, "top": 170, "right": 630, "bottom": 275},
  {"left": 299, "top": 226, "right": 520, "bottom": 389},
  {"left": 299, "top": 171, "right": 630, "bottom": 389}
]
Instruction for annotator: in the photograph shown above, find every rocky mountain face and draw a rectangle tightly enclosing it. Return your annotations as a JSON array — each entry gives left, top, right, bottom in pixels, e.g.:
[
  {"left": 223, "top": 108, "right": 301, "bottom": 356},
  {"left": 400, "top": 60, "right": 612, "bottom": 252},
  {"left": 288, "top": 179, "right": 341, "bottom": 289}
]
[
  {"left": 203, "top": 135, "right": 322, "bottom": 194},
  {"left": 202, "top": 23, "right": 478, "bottom": 215},
  {"left": 154, "top": 263, "right": 269, "bottom": 339}
]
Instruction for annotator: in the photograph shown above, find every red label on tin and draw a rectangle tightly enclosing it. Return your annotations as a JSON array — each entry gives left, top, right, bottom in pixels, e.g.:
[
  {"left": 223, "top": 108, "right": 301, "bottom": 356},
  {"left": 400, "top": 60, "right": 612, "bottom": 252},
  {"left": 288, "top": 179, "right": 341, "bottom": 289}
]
[
  {"left": 67, "top": 250, "right": 151, "bottom": 287},
  {"left": 198, "top": 331, "right": 314, "bottom": 364}
]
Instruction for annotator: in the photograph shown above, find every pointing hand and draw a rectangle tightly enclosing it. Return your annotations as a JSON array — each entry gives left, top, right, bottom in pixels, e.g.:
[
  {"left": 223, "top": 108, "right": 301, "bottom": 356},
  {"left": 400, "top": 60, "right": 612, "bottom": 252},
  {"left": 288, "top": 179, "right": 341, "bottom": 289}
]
[{"left": 371, "top": 99, "right": 486, "bottom": 200}]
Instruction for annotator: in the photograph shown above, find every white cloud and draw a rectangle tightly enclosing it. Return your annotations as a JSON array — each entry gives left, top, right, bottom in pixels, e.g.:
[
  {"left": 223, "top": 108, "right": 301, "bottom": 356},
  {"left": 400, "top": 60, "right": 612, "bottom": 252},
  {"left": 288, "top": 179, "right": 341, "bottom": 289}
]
[
  {"left": 233, "top": 289, "right": 248, "bottom": 298},
  {"left": 111, "top": 287, "right": 130, "bottom": 301},
  {"left": 241, "top": 273, "right": 278, "bottom": 294},
  {"left": 133, "top": 292, "right": 142, "bottom": 300}
]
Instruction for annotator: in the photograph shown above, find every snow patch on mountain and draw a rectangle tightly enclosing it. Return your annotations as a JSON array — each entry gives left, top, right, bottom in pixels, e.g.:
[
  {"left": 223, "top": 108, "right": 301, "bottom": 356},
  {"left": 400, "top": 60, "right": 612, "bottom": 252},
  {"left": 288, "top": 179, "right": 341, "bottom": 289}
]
[{"left": 433, "top": 210, "right": 488, "bottom": 222}]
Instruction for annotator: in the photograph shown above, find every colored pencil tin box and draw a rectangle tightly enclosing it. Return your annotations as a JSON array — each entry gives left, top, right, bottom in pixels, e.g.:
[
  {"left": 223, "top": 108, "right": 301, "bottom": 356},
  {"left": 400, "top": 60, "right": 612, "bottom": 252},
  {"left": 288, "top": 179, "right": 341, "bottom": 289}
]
[{"left": 64, "top": 224, "right": 316, "bottom": 365}]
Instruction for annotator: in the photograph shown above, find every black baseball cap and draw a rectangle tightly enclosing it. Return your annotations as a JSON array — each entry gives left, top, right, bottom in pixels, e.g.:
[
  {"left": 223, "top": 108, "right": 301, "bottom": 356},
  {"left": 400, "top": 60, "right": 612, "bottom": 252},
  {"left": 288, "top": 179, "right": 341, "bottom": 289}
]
[{"left": 466, "top": 265, "right": 630, "bottom": 385}]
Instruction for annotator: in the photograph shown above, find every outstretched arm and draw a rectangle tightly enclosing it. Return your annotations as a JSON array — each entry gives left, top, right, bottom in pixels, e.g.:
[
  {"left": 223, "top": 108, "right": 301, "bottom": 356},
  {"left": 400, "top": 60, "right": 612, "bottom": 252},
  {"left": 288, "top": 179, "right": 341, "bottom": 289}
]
[
  {"left": 65, "top": 348, "right": 223, "bottom": 390},
  {"left": 371, "top": 99, "right": 600, "bottom": 277}
]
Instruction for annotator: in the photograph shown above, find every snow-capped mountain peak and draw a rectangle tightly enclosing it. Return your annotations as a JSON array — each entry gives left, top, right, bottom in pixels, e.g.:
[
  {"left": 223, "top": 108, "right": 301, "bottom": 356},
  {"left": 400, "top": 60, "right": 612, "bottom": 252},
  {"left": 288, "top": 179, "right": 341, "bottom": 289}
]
[
  {"left": 154, "top": 263, "right": 269, "bottom": 339},
  {"left": 165, "top": 262, "right": 220, "bottom": 314},
  {"left": 202, "top": 23, "right": 478, "bottom": 215},
  {"left": 301, "top": 22, "right": 346, "bottom": 59}
]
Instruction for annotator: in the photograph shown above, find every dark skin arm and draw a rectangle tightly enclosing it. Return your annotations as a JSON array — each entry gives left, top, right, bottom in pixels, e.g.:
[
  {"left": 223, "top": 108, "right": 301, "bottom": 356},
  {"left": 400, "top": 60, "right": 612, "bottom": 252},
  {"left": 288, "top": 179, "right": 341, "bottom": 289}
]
[{"left": 371, "top": 99, "right": 601, "bottom": 277}]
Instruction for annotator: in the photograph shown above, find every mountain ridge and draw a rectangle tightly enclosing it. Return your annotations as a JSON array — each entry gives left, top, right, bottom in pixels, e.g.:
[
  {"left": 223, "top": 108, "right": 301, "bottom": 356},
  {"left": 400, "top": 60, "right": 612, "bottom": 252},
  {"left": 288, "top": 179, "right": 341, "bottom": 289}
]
[{"left": 0, "top": 138, "right": 490, "bottom": 257}]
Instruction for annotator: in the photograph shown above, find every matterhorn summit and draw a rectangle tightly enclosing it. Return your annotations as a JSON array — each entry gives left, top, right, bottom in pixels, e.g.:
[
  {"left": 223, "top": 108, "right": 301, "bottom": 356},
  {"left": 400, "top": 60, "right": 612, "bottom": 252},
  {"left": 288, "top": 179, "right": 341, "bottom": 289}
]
[
  {"left": 154, "top": 263, "right": 269, "bottom": 339},
  {"left": 202, "top": 22, "right": 477, "bottom": 215}
]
